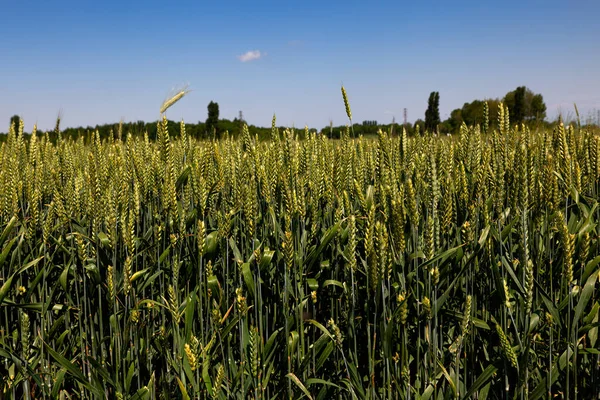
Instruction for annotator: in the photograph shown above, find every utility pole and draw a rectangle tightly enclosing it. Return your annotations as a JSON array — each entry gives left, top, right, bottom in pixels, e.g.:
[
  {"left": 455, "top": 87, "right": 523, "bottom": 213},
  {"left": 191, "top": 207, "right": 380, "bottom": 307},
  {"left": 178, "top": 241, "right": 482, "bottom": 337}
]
[{"left": 403, "top": 108, "right": 408, "bottom": 128}]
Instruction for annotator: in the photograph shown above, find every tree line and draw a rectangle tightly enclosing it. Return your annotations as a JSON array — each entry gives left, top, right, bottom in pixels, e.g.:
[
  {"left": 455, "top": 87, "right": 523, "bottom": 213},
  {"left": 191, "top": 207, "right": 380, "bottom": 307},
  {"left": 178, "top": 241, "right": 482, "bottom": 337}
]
[
  {"left": 4, "top": 102, "right": 291, "bottom": 142},
  {"left": 4, "top": 100, "right": 404, "bottom": 142},
  {"left": 5, "top": 85, "right": 593, "bottom": 141},
  {"left": 426, "top": 86, "right": 549, "bottom": 134}
]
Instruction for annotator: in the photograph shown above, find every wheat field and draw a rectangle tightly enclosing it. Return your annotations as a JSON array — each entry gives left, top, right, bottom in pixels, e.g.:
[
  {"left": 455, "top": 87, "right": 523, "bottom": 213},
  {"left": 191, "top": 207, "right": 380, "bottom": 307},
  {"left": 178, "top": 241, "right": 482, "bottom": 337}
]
[{"left": 0, "top": 102, "right": 599, "bottom": 399}]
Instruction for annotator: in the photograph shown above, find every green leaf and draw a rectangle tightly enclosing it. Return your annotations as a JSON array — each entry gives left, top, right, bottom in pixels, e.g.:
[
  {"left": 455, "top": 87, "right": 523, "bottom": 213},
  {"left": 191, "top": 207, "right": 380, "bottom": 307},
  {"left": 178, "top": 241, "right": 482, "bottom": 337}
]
[
  {"left": 263, "top": 328, "right": 281, "bottom": 365},
  {"left": 323, "top": 279, "right": 344, "bottom": 289},
  {"left": 18, "top": 256, "right": 44, "bottom": 274},
  {"left": 221, "top": 314, "right": 241, "bottom": 336},
  {"left": 436, "top": 360, "right": 457, "bottom": 398},
  {"left": 59, "top": 264, "right": 69, "bottom": 292},
  {"left": 316, "top": 340, "right": 335, "bottom": 372},
  {"left": 176, "top": 165, "right": 191, "bottom": 190},
  {"left": 0, "top": 252, "right": 42, "bottom": 307},
  {"left": 259, "top": 248, "right": 275, "bottom": 272},
  {"left": 287, "top": 373, "right": 314, "bottom": 399},
  {"left": 262, "top": 362, "right": 276, "bottom": 389},
  {"left": 185, "top": 292, "right": 197, "bottom": 340},
  {"left": 0, "top": 300, "right": 63, "bottom": 312},
  {"left": 202, "top": 356, "right": 213, "bottom": 395},
  {"left": 204, "top": 231, "right": 218, "bottom": 255},
  {"left": 583, "top": 301, "right": 599, "bottom": 325},
  {"left": 530, "top": 347, "right": 573, "bottom": 400},
  {"left": 501, "top": 256, "right": 524, "bottom": 295},
  {"left": 140, "top": 270, "right": 163, "bottom": 292},
  {"left": 43, "top": 341, "right": 104, "bottom": 397},
  {"left": 0, "top": 236, "right": 17, "bottom": 269},
  {"left": 305, "top": 319, "right": 335, "bottom": 341},
  {"left": 528, "top": 313, "right": 540, "bottom": 335},
  {"left": 536, "top": 280, "right": 562, "bottom": 328},
  {"left": 383, "top": 317, "right": 394, "bottom": 358},
  {"left": 289, "top": 330, "right": 300, "bottom": 355},
  {"left": 477, "top": 225, "right": 491, "bottom": 248},
  {"left": 420, "top": 384, "right": 434, "bottom": 400},
  {"left": 159, "top": 247, "right": 170, "bottom": 263},
  {"left": 582, "top": 255, "right": 600, "bottom": 283},
  {"left": 305, "top": 222, "right": 341, "bottom": 269},
  {"left": 97, "top": 232, "right": 110, "bottom": 248},
  {"left": 87, "top": 357, "right": 116, "bottom": 388},
  {"left": 229, "top": 238, "right": 243, "bottom": 264},
  {"left": 130, "top": 386, "right": 150, "bottom": 400},
  {"left": 207, "top": 274, "right": 221, "bottom": 301},
  {"left": 0, "top": 273, "right": 15, "bottom": 306},
  {"left": 0, "top": 215, "right": 17, "bottom": 246},
  {"left": 307, "top": 278, "right": 319, "bottom": 291},
  {"left": 344, "top": 361, "right": 365, "bottom": 398},
  {"left": 241, "top": 262, "right": 256, "bottom": 298},
  {"left": 434, "top": 249, "right": 479, "bottom": 314},
  {"left": 176, "top": 377, "right": 191, "bottom": 400},
  {"left": 572, "top": 269, "right": 599, "bottom": 336},
  {"left": 581, "top": 348, "right": 600, "bottom": 355},
  {"left": 305, "top": 378, "right": 341, "bottom": 389},
  {"left": 587, "top": 313, "right": 598, "bottom": 349},
  {"left": 138, "top": 299, "right": 168, "bottom": 311},
  {"left": 51, "top": 368, "right": 67, "bottom": 398},
  {"left": 420, "top": 244, "right": 464, "bottom": 270},
  {"left": 462, "top": 364, "right": 498, "bottom": 399},
  {"left": 130, "top": 268, "right": 150, "bottom": 283},
  {"left": 0, "top": 345, "right": 45, "bottom": 391},
  {"left": 125, "top": 361, "right": 135, "bottom": 392}
]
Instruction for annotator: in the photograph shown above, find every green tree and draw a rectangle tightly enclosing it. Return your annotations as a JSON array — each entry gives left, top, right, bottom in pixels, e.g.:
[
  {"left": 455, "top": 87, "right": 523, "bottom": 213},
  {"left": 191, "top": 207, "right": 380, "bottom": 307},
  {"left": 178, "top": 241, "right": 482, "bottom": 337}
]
[
  {"left": 447, "top": 108, "right": 464, "bottom": 132},
  {"left": 443, "top": 99, "right": 503, "bottom": 133},
  {"left": 425, "top": 92, "right": 440, "bottom": 132},
  {"left": 462, "top": 100, "right": 485, "bottom": 127},
  {"left": 530, "top": 94, "right": 547, "bottom": 122},
  {"left": 9, "top": 115, "right": 20, "bottom": 131},
  {"left": 206, "top": 101, "right": 220, "bottom": 137},
  {"left": 504, "top": 86, "right": 546, "bottom": 123},
  {"left": 512, "top": 86, "right": 526, "bottom": 123},
  {"left": 434, "top": 92, "right": 440, "bottom": 127}
]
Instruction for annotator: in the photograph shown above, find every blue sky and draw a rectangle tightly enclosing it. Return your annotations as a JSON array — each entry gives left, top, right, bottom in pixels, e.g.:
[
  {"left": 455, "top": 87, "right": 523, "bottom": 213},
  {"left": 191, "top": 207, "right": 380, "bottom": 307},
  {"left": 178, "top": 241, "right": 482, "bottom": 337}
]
[{"left": 1, "top": 0, "right": 599, "bottom": 131}]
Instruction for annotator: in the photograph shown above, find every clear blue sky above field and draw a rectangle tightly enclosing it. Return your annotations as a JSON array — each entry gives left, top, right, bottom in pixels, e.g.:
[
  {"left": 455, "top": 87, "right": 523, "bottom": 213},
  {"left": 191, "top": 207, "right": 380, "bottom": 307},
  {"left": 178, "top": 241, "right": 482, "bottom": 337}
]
[{"left": 1, "top": 0, "right": 599, "bottom": 131}]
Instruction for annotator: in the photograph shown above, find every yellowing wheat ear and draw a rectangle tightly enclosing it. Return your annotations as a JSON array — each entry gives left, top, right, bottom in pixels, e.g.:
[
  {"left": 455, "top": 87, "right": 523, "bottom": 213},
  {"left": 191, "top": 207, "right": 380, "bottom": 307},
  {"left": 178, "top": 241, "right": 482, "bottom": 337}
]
[
  {"left": 341, "top": 84, "right": 357, "bottom": 137},
  {"left": 341, "top": 85, "right": 352, "bottom": 122},
  {"left": 160, "top": 87, "right": 190, "bottom": 114}
]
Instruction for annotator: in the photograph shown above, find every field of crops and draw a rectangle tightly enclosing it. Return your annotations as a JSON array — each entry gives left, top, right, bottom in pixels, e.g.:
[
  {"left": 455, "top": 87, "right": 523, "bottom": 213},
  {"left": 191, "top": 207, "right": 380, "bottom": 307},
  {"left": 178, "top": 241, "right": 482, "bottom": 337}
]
[{"left": 1, "top": 104, "right": 599, "bottom": 399}]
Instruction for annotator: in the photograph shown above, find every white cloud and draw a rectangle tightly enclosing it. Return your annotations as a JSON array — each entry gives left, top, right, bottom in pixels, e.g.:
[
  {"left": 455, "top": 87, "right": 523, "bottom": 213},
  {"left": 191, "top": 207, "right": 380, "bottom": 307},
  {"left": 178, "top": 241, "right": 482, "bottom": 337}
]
[{"left": 238, "top": 50, "right": 262, "bottom": 62}]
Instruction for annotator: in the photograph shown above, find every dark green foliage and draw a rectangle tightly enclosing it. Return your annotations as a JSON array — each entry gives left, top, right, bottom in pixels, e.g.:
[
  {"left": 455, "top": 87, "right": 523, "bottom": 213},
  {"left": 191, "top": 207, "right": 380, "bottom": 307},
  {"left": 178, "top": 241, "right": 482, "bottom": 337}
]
[
  {"left": 425, "top": 91, "right": 441, "bottom": 132},
  {"left": 206, "top": 101, "right": 220, "bottom": 138},
  {"left": 445, "top": 99, "right": 503, "bottom": 132},
  {"left": 530, "top": 93, "right": 547, "bottom": 121},
  {"left": 512, "top": 86, "right": 527, "bottom": 123},
  {"left": 9, "top": 115, "right": 20, "bottom": 130},
  {"left": 443, "top": 87, "right": 548, "bottom": 134},
  {"left": 503, "top": 86, "right": 547, "bottom": 123}
]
